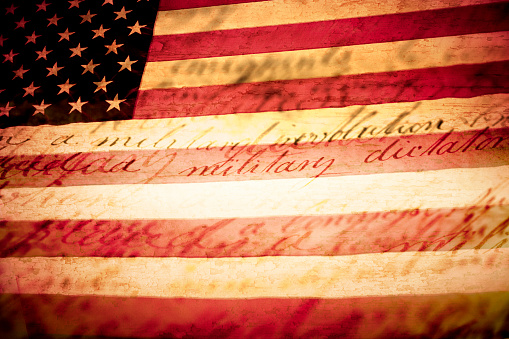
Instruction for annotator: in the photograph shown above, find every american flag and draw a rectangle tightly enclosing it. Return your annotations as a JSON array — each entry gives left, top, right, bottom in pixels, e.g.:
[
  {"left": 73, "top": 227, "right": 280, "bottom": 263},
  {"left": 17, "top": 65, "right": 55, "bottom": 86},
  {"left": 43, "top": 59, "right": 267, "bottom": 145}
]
[{"left": 1, "top": 0, "right": 508, "bottom": 337}]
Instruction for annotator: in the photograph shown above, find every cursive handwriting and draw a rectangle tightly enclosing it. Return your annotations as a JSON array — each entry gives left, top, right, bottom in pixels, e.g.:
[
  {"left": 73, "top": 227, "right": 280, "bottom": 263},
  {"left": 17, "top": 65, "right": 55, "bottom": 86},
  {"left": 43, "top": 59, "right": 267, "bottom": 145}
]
[
  {"left": 1, "top": 126, "right": 508, "bottom": 189},
  {"left": 364, "top": 127, "right": 509, "bottom": 163},
  {"left": 0, "top": 104, "right": 452, "bottom": 154},
  {"left": 179, "top": 149, "right": 335, "bottom": 179},
  {"left": 1, "top": 186, "right": 507, "bottom": 258}
]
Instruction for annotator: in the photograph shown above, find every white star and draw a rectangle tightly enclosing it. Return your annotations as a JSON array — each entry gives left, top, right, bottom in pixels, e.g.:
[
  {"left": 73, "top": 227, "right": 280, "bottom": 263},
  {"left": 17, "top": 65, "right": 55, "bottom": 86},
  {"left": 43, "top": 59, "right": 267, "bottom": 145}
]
[
  {"left": 92, "top": 25, "right": 109, "bottom": 39},
  {"left": 47, "top": 14, "right": 61, "bottom": 27},
  {"left": 15, "top": 17, "right": 29, "bottom": 29},
  {"left": 3, "top": 50, "right": 18, "bottom": 63},
  {"left": 26, "top": 32, "right": 41, "bottom": 44},
  {"left": 33, "top": 100, "right": 51, "bottom": 114},
  {"left": 57, "top": 79, "right": 75, "bottom": 95},
  {"left": 23, "top": 82, "right": 40, "bottom": 97},
  {"left": 114, "top": 6, "right": 131, "bottom": 20},
  {"left": 0, "top": 103, "right": 14, "bottom": 116},
  {"left": 106, "top": 94, "right": 125, "bottom": 111},
  {"left": 81, "top": 59, "right": 99, "bottom": 74},
  {"left": 69, "top": 97, "right": 87, "bottom": 113},
  {"left": 6, "top": 4, "right": 17, "bottom": 15},
  {"left": 79, "top": 10, "right": 96, "bottom": 23},
  {"left": 69, "top": 43, "right": 87, "bottom": 57},
  {"left": 68, "top": 0, "right": 83, "bottom": 9},
  {"left": 36, "top": 1, "right": 50, "bottom": 12},
  {"left": 128, "top": 21, "right": 146, "bottom": 35},
  {"left": 13, "top": 66, "right": 28, "bottom": 79},
  {"left": 93, "top": 76, "right": 112, "bottom": 93},
  {"left": 47, "top": 62, "right": 64, "bottom": 76},
  {"left": 105, "top": 39, "right": 123, "bottom": 55},
  {"left": 35, "top": 47, "right": 52, "bottom": 61},
  {"left": 118, "top": 56, "right": 137, "bottom": 72},
  {"left": 58, "top": 28, "right": 74, "bottom": 42}
]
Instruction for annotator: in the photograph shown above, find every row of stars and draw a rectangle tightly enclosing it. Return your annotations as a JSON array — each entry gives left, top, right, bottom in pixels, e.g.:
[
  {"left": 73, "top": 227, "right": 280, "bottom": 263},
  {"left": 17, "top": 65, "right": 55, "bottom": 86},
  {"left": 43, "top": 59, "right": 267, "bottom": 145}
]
[
  {"left": 4, "top": 0, "right": 147, "bottom": 15},
  {"left": 11, "top": 57, "right": 136, "bottom": 81},
  {"left": 0, "top": 22, "right": 146, "bottom": 49},
  {"left": 5, "top": 43, "right": 138, "bottom": 65},
  {"left": 11, "top": 74, "right": 128, "bottom": 97},
  {"left": 0, "top": 94, "right": 127, "bottom": 116},
  {"left": 4, "top": 7, "right": 135, "bottom": 32}
]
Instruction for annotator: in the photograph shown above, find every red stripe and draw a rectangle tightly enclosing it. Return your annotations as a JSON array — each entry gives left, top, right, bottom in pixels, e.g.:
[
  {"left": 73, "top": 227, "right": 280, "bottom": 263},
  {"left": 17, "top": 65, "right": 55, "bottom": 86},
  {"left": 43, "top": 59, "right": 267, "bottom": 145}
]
[
  {"left": 148, "top": 2, "right": 509, "bottom": 61},
  {"left": 2, "top": 204, "right": 506, "bottom": 257},
  {"left": 134, "top": 61, "right": 509, "bottom": 119},
  {"left": 158, "top": 0, "right": 269, "bottom": 11},
  {"left": 1, "top": 127, "right": 508, "bottom": 188},
  {"left": 8, "top": 293, "right": 509, "bottom": 338}
]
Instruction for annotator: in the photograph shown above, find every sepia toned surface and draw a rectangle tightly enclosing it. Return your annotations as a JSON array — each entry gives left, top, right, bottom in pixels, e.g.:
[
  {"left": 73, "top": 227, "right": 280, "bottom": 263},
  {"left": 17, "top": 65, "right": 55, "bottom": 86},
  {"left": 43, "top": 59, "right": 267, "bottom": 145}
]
[{"left": 1, "top": 0, "right": 509, "bottom": 338}]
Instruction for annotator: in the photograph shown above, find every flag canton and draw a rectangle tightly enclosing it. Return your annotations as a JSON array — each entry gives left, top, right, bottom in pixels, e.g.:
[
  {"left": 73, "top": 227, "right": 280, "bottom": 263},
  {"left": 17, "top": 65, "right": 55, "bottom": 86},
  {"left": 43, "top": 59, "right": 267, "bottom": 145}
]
[{"left": 0, "top": 0, "right": 159, "bottom": 129}]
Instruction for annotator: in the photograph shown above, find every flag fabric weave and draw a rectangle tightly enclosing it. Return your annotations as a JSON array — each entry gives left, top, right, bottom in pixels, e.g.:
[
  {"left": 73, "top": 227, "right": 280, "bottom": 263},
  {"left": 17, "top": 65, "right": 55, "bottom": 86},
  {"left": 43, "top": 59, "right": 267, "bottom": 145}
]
[{"left": 1, "top": 0, "right": 509, "bottom": 338}]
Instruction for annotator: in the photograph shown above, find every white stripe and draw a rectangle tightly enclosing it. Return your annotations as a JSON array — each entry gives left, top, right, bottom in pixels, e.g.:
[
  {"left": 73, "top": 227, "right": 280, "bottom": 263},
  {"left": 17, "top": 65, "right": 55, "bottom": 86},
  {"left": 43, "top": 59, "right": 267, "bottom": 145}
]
[
  {"left": 141, "top": 32, "right": 509, "bottom": 89},
  {"left": 2, "top": 166, "right": 509, "bottom": 220},
  {"left": 1, "top": 250, "right": 508, "bottom": 298},
  {"left": 154, "top": 0, "right": 504, "bottom": 35},
  {"left": 1, "top": 94, "right": 508, "bottom": 156}
]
